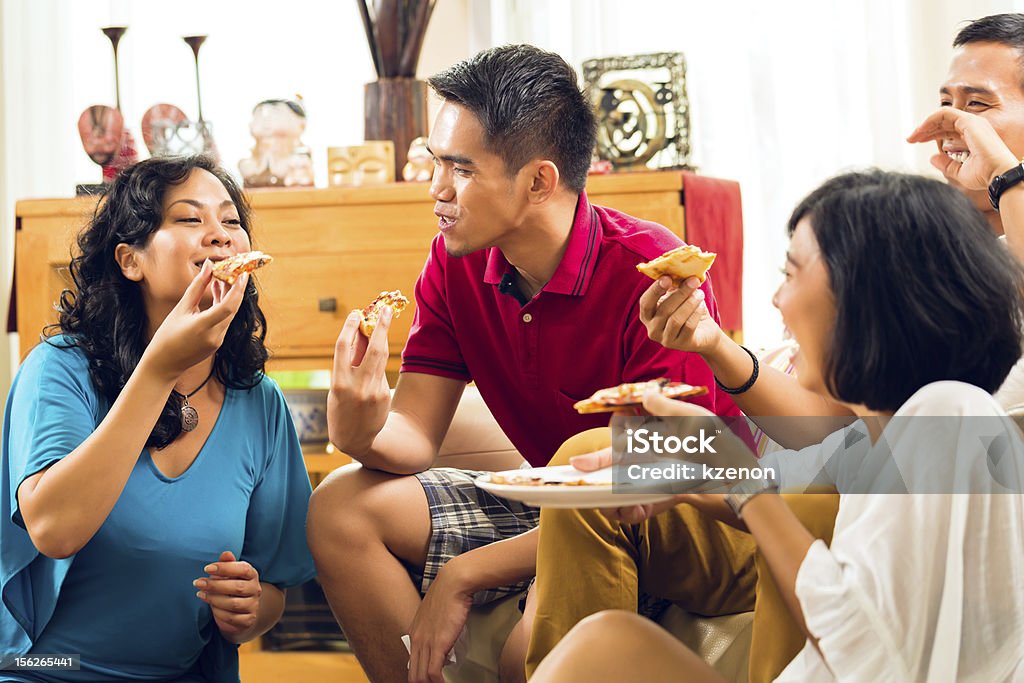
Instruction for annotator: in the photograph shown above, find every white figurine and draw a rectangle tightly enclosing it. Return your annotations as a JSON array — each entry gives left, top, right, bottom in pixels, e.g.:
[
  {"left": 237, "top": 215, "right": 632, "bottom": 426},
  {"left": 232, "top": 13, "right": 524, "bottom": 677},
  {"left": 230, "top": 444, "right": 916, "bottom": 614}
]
[{"left": 239, "top": 98, "right": 314, "bottom": 188}]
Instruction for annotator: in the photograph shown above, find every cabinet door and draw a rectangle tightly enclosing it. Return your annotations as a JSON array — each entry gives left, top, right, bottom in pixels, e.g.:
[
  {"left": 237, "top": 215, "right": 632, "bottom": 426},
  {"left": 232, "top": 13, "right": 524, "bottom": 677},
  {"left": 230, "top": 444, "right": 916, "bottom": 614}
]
[
  {"left": 256, "top": 250, "right": 426, "bottom": 362},
  {"left": 251, "top": 199, "right": 436, "bottom": 370},
  {"left": 15, "top": 226, "right": 78, "bottom": 360}
]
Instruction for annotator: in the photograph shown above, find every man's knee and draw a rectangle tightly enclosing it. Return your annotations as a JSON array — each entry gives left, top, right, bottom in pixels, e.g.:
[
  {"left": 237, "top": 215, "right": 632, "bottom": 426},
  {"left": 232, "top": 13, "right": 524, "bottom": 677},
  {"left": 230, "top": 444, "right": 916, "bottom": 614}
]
[
  {"left": 308, "top": 464, "right": 423, "bottom": 550},
  {"left": 309, "top": 465, "right": 372, "bottom": 543}
]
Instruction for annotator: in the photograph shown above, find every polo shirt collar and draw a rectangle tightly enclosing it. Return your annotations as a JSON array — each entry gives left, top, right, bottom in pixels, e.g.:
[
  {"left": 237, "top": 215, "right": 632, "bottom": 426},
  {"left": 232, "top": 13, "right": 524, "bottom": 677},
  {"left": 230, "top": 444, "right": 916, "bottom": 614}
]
[{"left": 483, "top": 192, "right": 601, "bottom": 297}]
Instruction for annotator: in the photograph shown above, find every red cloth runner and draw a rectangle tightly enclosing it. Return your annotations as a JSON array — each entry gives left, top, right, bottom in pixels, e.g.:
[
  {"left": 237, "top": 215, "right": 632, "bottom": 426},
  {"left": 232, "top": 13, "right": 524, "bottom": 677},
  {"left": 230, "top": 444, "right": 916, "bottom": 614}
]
[{"left": 682, "top": 171, "right": 743, "bottom": 331}]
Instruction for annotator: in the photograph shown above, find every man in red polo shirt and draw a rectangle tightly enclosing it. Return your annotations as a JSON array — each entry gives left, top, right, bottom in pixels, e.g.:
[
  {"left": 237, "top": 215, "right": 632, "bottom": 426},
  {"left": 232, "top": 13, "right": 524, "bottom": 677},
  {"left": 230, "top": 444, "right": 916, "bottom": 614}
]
[{"left": 307, "top": 44, "right": 745, "bottom": 683}]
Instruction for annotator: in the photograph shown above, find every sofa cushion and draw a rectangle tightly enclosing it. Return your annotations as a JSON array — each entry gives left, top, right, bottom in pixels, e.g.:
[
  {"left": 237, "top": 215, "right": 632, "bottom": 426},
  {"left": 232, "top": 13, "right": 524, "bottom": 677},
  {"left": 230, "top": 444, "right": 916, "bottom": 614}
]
[{"left": 434, "top": 385, "right": 526, "bottom": 471}]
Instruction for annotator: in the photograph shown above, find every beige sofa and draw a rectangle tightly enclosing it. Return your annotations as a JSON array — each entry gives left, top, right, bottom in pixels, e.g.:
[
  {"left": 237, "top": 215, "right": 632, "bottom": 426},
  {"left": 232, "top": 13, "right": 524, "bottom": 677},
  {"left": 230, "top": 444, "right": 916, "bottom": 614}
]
[{"left": 435, "top": 386, "right": 753, "bottom": 683}]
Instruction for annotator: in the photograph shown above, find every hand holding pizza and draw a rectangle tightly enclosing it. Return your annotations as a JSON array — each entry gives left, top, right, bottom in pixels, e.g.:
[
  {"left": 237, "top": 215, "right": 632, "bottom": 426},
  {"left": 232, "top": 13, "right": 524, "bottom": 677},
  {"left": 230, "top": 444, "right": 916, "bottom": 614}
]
[
  {"left": 639, "top": 275, "right": 724, "bottom": 354},
  {"left": 142, "top": 260, "right": 249, "bottom": 381},
  {"left": 569, "top": 447, "right": 687, "bottom": 524},
  {"left": 328, "top": 305, "right": 393, "bottom": 455}
]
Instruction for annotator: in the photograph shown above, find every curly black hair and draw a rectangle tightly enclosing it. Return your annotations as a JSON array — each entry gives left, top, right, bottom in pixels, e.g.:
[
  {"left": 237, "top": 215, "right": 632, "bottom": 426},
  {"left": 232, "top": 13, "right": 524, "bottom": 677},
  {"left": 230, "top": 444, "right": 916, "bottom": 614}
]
[{"left": 45, "top": 155, "right": 269, "bottom": 449}]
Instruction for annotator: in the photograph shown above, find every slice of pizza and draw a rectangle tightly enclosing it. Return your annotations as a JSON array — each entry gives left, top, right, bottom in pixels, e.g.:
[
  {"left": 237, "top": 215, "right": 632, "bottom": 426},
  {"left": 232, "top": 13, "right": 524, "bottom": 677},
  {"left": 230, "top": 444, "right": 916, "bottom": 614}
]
[
  {"left": 488, "top": 473, "right": 602, "bottom": 487},
  {"left": 636, "top": 245, "right": 716, "bottom": 284},
  {"left": 211, "top": 250, "right": 274, "bottom": 285},
  {"left": 359, "top": 290, "right": 410, "bottom": 337},
  {"left": 573, "top": 379, "right": 709, "bottom": 414}
]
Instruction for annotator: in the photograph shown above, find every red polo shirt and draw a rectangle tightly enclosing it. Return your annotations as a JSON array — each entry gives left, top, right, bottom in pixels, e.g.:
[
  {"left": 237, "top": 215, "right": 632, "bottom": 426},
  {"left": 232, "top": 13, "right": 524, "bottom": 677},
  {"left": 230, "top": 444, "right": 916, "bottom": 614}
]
[{"left": 401, "top": 192, "right": 745, "bottom": 466}]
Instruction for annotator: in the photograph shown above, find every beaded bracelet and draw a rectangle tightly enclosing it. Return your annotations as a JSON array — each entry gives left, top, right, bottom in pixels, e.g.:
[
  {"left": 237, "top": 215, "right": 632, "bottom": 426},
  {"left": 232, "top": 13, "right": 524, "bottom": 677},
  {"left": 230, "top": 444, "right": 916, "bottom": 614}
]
[{"left": 714, "top": 345, "right": 759, "bottom": 395}]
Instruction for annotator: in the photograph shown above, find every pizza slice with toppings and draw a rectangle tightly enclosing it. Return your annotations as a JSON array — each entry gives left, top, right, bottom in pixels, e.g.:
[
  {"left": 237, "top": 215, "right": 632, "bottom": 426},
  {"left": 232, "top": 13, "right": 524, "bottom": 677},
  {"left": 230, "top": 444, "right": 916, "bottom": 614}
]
[
  {"left": 487, "top": 473, "right": 605, "bottom": 487},
  {"left": 573, "top": 379, "right": 709, "bottom": 414},
  {"left": 211, "top": 250, "right": 274, "bottom": 285},
  {"left": 359, "top": 290, "right": 410, "bottom": 337}
]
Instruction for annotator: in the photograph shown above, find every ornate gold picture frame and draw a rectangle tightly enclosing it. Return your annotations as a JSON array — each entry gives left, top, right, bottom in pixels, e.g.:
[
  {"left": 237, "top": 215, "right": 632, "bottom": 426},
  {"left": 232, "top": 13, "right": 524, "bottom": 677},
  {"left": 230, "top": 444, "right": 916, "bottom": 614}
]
[{"left": 582, "top": 52, "right": 692, "bottom": 171}]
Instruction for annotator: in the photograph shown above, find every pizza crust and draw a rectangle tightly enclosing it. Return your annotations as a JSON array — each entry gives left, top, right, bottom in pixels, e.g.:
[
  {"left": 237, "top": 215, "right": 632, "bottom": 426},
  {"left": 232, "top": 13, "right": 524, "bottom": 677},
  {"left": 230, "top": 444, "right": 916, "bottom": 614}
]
[
  {"left": 211, "top": 251, "right": 274, "bottom": 284},
  {"left": 636, "top": 245, "right": 716, "bottom": 284},
  {"left": 573, "top": 379, "right": 709, "bottom": 414},
  {"left": 359, "top": 290, "right": 410, "bottom": 337}
]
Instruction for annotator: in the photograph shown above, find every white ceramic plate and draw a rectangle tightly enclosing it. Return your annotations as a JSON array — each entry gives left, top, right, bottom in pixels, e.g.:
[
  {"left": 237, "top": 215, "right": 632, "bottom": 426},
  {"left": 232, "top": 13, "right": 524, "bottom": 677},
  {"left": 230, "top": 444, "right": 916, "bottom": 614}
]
[{"left": 475, "top": 465, "right": 678, "bottom": 509}]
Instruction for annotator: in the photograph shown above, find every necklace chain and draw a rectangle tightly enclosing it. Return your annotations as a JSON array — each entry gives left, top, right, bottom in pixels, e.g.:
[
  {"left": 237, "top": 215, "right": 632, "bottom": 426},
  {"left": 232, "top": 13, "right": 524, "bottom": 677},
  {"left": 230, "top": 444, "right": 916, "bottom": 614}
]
[{"left": 172, "top": 369, "right": 215, "bottom": 400}]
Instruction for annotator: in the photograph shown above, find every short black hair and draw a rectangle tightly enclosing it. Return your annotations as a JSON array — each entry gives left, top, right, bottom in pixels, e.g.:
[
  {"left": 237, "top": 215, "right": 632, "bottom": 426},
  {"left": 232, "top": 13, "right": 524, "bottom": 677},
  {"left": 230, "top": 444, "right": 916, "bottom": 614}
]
[
  {"left": 788, "top": 170, "right": 1024, "bottom": 412},
  {"left": 49, "top": 155, "right": 269, "bottom": 450},
  {"left": 954, "top": 13, "right": 1024, "bottom": 83},
  {"left": 427, "top": 44, "right": 597, "bottom": 194},
  {"left": 955, "top": 13, "right": 1024, "bottom": 49}
]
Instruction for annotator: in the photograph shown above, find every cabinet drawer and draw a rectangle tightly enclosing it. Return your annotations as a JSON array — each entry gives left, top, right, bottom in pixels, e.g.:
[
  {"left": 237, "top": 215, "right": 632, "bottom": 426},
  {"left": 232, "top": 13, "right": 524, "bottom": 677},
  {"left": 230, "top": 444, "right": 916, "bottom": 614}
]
[
  {"left": 253, "top": 205, "right": 436, "bottom": 256},
  {"left": 258, "top": 251, "right": 426, "bottom": 359}
]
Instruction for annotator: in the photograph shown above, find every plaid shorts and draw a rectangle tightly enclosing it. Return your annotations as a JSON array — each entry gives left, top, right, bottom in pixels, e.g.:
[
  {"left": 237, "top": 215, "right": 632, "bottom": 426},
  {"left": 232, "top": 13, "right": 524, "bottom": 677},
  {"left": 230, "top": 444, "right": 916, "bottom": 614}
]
[
  {"left": 412, "top": 467, "right": 540, "bottom": 605},
  {"left": 410, "top": 467, "right": 673, "bottom": 619}
]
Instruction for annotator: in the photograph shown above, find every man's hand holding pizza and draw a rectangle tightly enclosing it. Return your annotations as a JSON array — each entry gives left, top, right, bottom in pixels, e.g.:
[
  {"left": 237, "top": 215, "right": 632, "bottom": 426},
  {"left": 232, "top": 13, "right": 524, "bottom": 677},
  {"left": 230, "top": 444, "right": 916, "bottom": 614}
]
[{"left": 327, "top": 306, "right": 394, "bottom": 456}]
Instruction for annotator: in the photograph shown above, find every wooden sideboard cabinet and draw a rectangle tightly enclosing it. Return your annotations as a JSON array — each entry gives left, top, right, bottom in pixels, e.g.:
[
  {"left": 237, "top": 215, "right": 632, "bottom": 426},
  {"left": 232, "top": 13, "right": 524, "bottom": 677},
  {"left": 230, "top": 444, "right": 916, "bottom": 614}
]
[{"left": 14, "top": 171, "right": 688, "bottom": 371}]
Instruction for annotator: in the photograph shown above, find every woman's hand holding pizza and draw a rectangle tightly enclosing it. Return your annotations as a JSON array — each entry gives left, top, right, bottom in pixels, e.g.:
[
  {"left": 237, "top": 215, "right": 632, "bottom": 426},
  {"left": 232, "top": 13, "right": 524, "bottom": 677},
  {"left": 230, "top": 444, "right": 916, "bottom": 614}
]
[
  {"left": 570, "top": 447, "right": 687, "bottom": 524},
  {"left": 573, "top": 390, "right": 757, "bottom": 525},
  {"left": 142, "top": 260, "right": 249, "bottom": 382},
  {"left": 639, "top": 276, "right": 725, "bottom": 355}
]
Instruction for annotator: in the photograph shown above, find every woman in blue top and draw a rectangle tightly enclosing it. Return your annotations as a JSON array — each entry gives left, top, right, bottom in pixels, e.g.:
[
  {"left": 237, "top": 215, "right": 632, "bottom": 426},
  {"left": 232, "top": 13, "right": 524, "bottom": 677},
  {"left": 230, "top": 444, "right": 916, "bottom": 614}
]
[{"left": 1, "top": 155, "right": 316, "bottom": 681}]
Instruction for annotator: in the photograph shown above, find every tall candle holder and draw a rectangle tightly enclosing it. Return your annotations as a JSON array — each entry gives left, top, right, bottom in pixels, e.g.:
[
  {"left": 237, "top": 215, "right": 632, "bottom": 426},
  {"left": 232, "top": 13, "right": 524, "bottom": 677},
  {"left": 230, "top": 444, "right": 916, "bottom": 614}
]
[
  {"left": 139, "top": 36, "right": 218, "bottom": 160},
  {"left": 76, "top": 26, "right": 138, "bottom": 194}
]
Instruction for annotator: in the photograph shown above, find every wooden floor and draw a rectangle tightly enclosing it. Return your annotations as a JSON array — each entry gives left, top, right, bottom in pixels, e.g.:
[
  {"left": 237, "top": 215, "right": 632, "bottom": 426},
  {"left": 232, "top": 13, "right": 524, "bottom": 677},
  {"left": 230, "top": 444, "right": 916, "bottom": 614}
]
[{"left": 239, "top": 651, "right": 369, "bottom": 683}]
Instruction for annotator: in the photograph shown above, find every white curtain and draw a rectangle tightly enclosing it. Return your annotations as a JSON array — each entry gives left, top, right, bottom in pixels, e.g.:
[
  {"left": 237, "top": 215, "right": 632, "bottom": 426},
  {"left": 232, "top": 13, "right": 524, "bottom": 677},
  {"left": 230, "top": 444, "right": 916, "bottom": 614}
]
[{"left": 483, "top": 0, "right": 1023, "bottom": 347}]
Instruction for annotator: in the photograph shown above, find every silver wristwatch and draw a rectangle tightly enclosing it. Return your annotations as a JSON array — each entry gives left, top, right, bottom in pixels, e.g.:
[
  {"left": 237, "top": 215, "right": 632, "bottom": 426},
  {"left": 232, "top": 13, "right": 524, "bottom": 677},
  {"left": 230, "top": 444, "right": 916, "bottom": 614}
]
[{"left": 724, "top": 477, "right": 779, "bottom": 518}]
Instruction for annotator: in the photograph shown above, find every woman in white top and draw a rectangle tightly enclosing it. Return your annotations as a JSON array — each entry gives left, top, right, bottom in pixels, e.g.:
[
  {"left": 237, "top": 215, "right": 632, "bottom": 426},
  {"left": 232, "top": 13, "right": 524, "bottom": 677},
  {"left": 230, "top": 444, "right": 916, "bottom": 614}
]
[{"left": 530, "top": 170, "right": 1024, "bottom": 682}]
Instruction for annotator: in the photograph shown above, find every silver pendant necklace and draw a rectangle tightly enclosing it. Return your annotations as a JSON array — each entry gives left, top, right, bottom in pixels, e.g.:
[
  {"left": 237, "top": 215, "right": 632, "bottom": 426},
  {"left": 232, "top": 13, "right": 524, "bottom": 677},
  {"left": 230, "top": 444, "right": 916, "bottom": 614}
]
[{"left": 172, "top": 370, "right": 214, "bottom": 433}]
